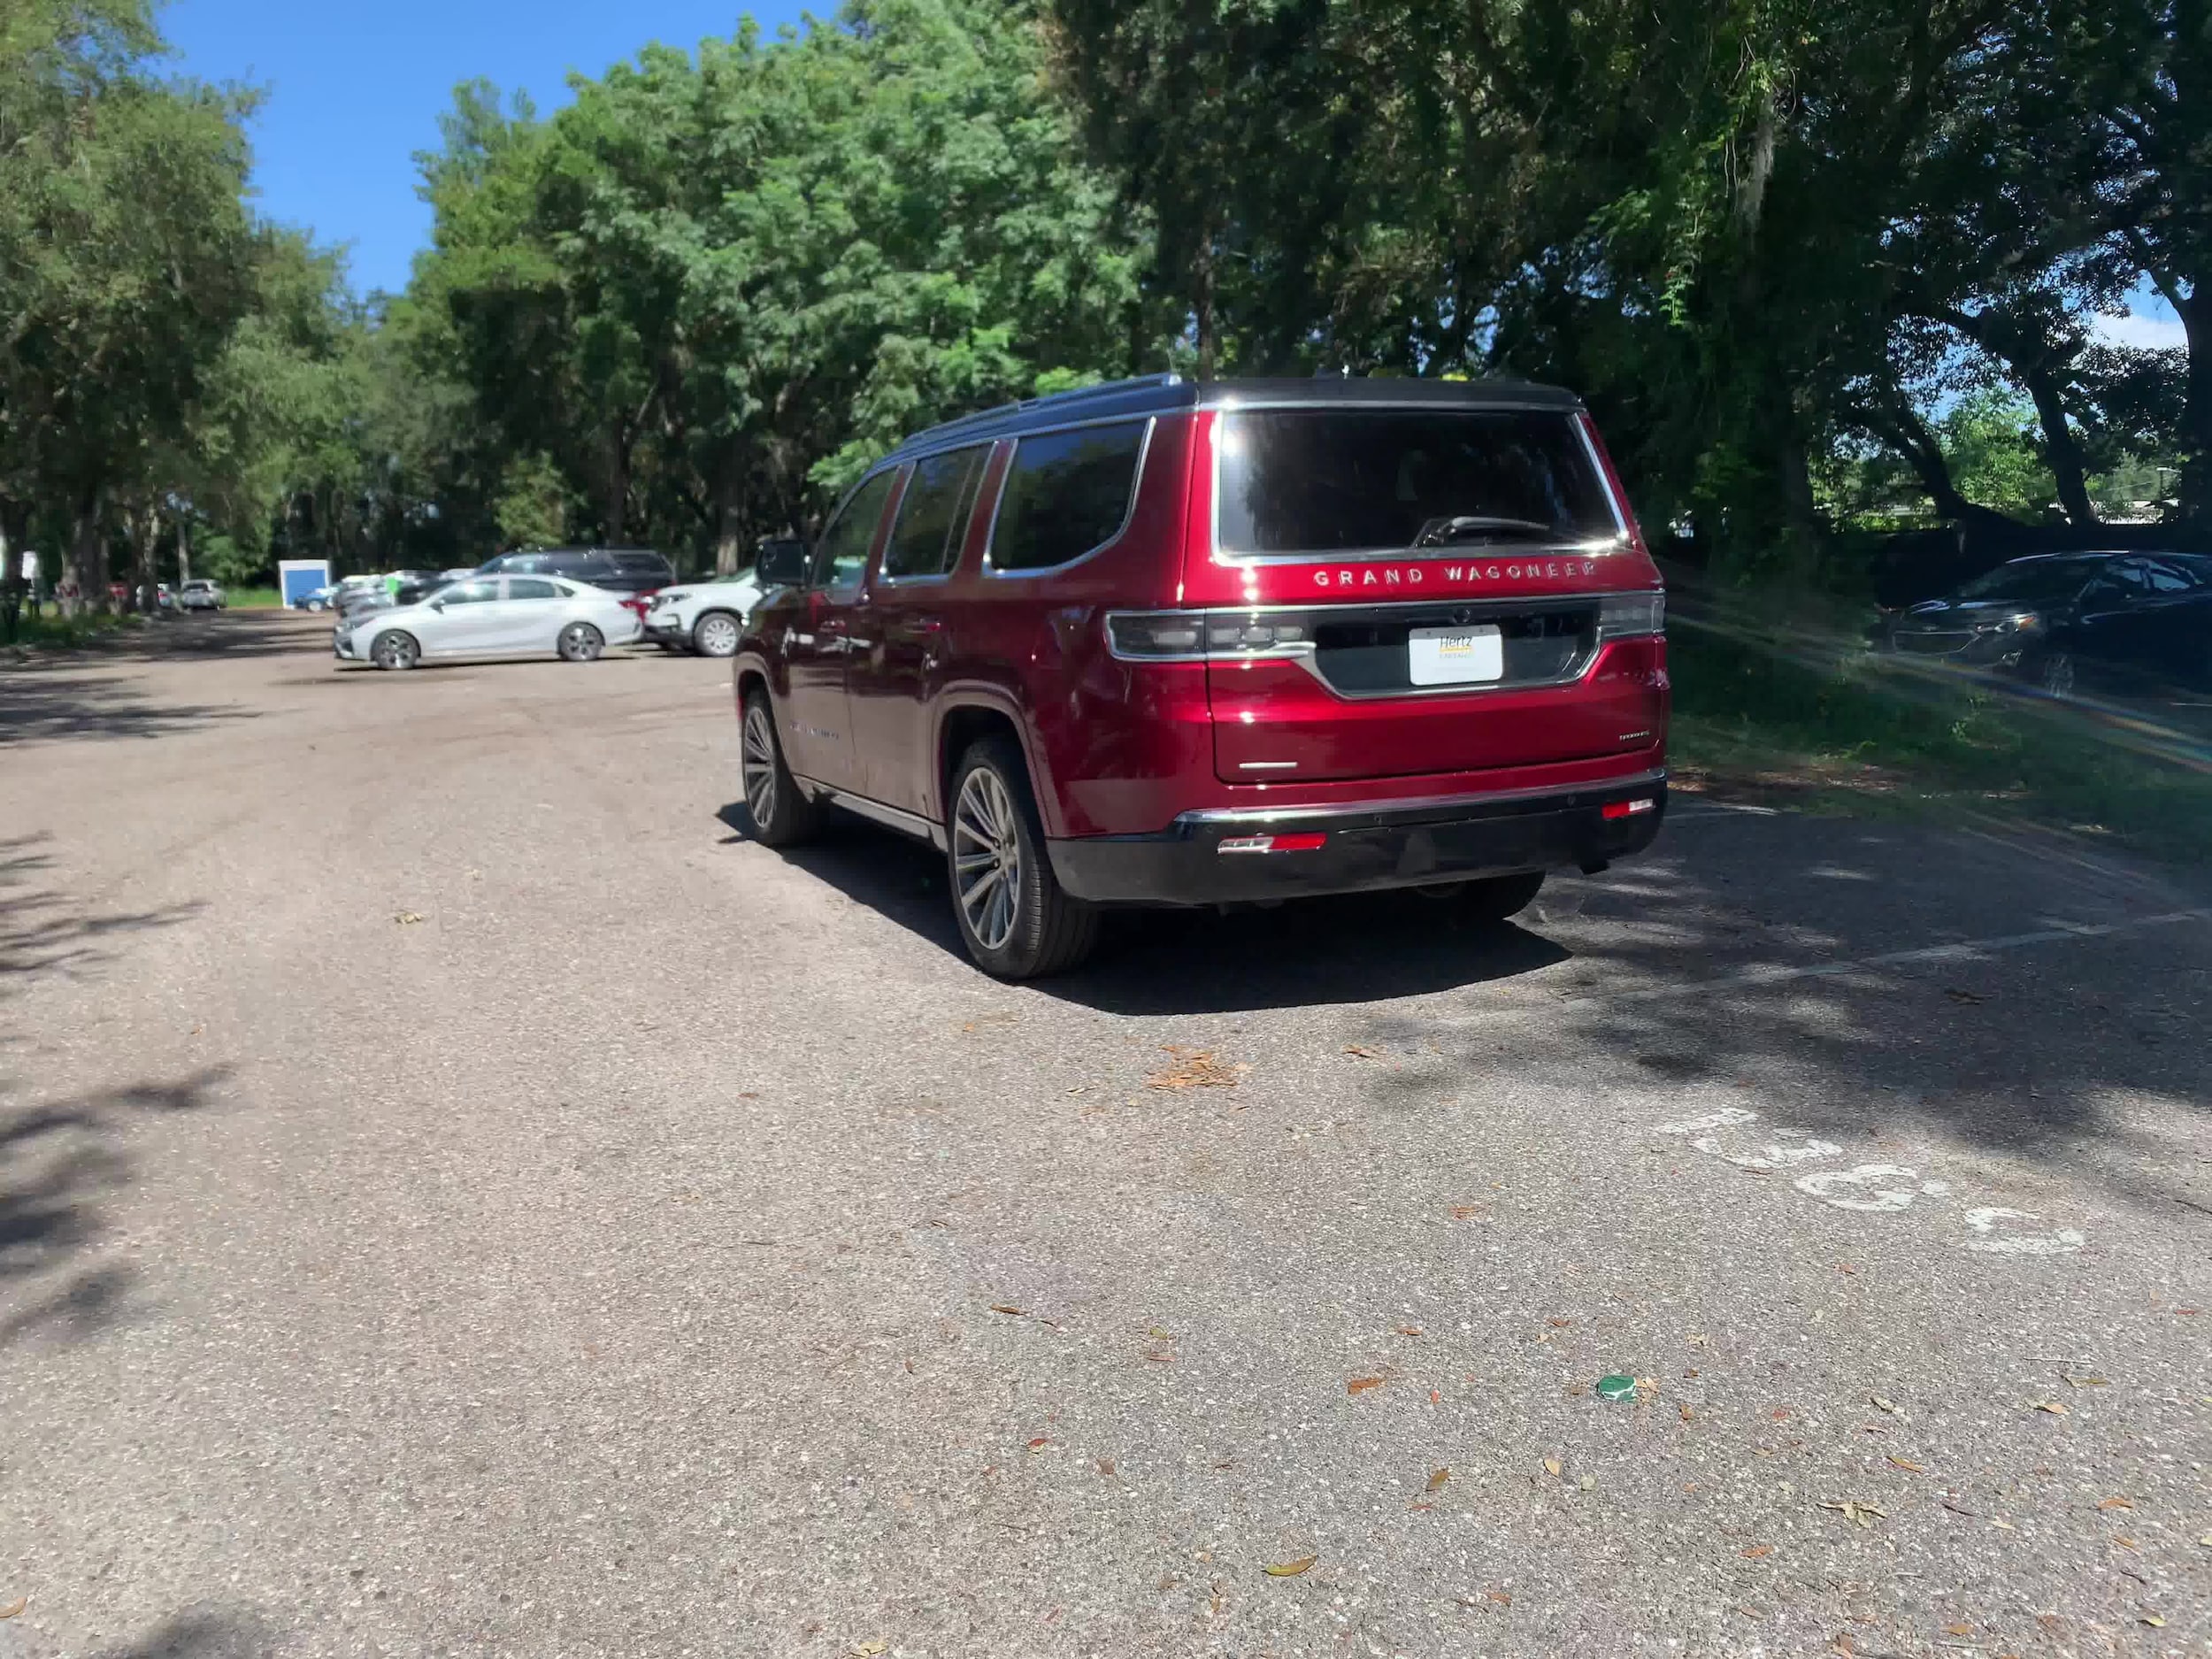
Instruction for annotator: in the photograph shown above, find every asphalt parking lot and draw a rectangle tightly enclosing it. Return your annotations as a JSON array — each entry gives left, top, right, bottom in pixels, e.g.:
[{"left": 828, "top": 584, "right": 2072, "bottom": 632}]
[{"left": 3, "top": 611, "right": 2208, "bottom": 1659}]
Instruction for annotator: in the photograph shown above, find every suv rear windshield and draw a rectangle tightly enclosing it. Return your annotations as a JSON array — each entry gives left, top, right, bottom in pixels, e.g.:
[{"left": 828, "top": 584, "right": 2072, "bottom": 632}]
[
  {"left": 1215, "top": 408, "right": 1618, "bottom": 557},
  {"left": 611, "top": 551, "right": 672, "bottom": 574}
]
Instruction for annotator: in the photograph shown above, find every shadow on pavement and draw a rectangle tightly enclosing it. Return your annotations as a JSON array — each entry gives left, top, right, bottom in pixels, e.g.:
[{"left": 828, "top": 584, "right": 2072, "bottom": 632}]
[
  {"left": 720, "top": 803, "right": 1575, "bottom": 1011},
  {"left": 0, "top": 834, "right": 206, "bottom": 998},
  {"left": 0, "top": 1064, "right": 233, "bottom": 1351},
  {"left": 87, "top": 1608, "right": 273, "bottom": 1659},
  {"left": 0, "top": 664, "right": 264, "bottom": 747}
]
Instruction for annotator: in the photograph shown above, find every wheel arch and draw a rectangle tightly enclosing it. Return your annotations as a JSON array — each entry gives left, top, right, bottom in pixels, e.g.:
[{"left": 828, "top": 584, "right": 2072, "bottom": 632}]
[{"left": 933, "top": 687, "right": 1061, "bottom": 835}]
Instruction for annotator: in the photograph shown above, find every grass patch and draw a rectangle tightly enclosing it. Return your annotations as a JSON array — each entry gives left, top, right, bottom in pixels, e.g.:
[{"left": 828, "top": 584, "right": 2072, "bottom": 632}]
[
  {"left": 3, "top": 608, "right": 138, "bottom": 652},
  {"left": 1668, "top": 616, "right": 2212, "bottom": 866},
  {"left": 226, "top": 586, "right": 284, "bottom": 609}
]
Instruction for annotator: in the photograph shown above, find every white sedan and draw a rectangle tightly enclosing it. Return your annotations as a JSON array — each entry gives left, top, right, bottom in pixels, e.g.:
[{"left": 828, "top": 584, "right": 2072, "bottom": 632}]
[
  {"left": 334, "top": 575, "right": 642, "bottom": 670},
  {"left": 641, "top": 572, "right": 764, "bottom": 657}
]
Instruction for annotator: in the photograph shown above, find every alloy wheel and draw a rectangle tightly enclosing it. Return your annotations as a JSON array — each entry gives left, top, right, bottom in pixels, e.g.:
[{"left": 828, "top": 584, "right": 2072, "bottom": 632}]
[
  {"left": 953, "top": 767, "right": 1022, "bottom": 952},
  {"left": 741, "top": 703, "right": 779, "bottom": 829},
  {"left": 695, "top": 612, "right": 741, "bottom": 657}
]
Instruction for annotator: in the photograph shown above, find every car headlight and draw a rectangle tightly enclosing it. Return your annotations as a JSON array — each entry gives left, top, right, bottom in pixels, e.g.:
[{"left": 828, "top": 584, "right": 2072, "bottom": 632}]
[{"left": 1974, "top": 611, "right": 2041, "bottom": 634}]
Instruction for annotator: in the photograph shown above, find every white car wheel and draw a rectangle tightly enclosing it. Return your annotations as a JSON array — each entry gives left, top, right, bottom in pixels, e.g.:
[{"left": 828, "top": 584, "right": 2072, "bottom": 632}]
[{"left": 692, "top": 611, "right": 741, "bottom": 657}]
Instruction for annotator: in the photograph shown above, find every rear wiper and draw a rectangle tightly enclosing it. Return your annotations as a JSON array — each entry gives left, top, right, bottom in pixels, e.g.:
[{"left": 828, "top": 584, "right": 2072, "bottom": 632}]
[{"left": 1411, "top": 514, "right": 1558, "bottom": 548}]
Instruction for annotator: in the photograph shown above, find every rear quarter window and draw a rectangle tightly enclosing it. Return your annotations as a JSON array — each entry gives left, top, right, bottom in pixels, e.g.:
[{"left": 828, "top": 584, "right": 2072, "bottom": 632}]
[{"left": 987, "top": 421, "right": 1148, "bottom": 572}]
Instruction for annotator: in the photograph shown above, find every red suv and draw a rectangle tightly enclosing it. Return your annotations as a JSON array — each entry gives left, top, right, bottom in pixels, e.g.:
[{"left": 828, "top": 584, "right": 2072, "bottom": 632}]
[{"left": 733, "top": 376, "right": 1668, "bottom": 979}]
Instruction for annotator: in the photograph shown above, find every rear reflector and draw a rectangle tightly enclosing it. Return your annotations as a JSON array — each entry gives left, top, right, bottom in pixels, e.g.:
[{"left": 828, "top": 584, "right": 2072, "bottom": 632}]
[
  {"left": 1217, "top": 832, "right": 1329, "bottom": 855},
  {"left": 1601, "top": 797, "right": 1656, "bottom": 820}
]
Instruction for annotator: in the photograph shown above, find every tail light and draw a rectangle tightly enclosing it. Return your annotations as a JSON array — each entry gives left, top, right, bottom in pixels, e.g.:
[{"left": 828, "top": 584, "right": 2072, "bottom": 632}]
[{"left": 1596, "top": 592, "right": 1665, "bottom": 641}]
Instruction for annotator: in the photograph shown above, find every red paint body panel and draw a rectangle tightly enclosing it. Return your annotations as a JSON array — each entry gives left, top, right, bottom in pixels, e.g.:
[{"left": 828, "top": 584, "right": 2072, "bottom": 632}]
[{"left": 734, "top": 386, "right": 1670, "bottom": 874}]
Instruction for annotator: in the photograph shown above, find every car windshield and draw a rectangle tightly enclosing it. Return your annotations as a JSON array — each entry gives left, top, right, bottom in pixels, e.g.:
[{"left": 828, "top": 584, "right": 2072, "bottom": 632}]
[
  {"left": 1215, "top": 407, "right": 1621, "bottom": 556},
  {"left": 1955, "top": 558, "right": 2104, "bottom": 603}
]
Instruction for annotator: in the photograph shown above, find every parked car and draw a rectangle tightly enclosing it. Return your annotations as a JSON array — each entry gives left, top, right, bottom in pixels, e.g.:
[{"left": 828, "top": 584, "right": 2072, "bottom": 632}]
[
  {"left": 732, "top": 374, "right": 1668, "bottom": 979},
  {"left": 177, "top": 579, "right": 226, "bottom": 611},
  {"left": 1878, "top": 550, "right": 2212, "bottom": 696},
  {"left": 334, "top": 574, "right": 643, "bottom": 669},
  {"left": 472, "top": 548, "right": 675, "bottom": 599},
  {"left": 390, "top": 569, "right": 455, "bottom": 606},
  {"left": 296, "top": 583, "right": 339, "bottom": 612},
  {"left": 641, "top": 571, "right": 766, "bottom": 657}
]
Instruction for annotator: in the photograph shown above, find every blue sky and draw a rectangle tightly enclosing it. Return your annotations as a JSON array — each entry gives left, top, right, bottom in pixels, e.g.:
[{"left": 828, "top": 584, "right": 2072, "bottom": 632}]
[{"left": 165, "top": 0, "right": 812, "bottom": 297}]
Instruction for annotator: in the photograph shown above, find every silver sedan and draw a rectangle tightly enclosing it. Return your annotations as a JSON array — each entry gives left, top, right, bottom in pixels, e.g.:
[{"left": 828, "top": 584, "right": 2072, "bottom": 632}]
[{"left": 334, "top": 576, "right": 643, "bottom": 670}]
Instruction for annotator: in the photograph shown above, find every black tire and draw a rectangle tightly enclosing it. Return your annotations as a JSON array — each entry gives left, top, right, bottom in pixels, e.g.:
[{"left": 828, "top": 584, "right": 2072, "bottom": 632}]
[
  {"left": 1424, "top": 870, "right": 1545, "bottom": 923},
  {"left": 738, "top": 687, "right": 819, "bottom": 846},
  {"left": 691, "top": 610, "right": 743, "bottom": 658},
  {"left": 371, "top": 630, "right": 419, "bottom": 672},
  {"left": 945, "top": 736, "right": 1100, "bottom": 979},
  {"left": 558, "top": 621, "right": 604, "bottom": 663}
]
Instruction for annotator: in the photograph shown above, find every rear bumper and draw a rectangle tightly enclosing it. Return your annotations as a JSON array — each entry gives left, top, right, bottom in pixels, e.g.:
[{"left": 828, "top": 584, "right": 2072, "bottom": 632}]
[
  {"left": 642, "top": 614, "right": 687, "bottom": 642},
  {"left": 1047, "top": 771, "right": 1666, "bottom": 906}
]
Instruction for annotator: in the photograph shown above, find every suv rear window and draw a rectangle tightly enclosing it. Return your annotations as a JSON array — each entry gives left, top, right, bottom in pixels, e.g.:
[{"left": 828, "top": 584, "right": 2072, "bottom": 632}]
[
  {"left": 611, "top": 551, "right": 672, "bottom": 574},
  {"left": 988, "top": 421, "right": 1148, "bottom": 572},
  {"left": 1215, "top": 408, "right": 1617, "bottom": 556}
]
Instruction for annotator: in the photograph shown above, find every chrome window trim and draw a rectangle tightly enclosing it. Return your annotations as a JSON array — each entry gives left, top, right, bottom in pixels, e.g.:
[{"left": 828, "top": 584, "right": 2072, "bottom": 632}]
[
  {"left": 1176, "top": 768, "right": 1667, "bottom": 826},
  {"left": 1205, "top": 403, "right": 1631, "bottom": 567},
  {"left": 812, "top": 464, "right": 902, "bottom": 599},
  {"left": 980, "top": 416, "right": 1156, "bottom": 580},
  {"left": 879, "top": 443, "right": 994, "bottom": 588}
]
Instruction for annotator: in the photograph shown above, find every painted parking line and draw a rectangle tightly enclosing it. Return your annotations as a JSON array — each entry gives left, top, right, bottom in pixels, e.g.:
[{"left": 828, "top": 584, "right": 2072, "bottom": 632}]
[
  {"left": 1652, "top": 1107, "right": 2090, "bottom": 1255},
  {"left": 1557, "top": 907, "right": 2211, "bottom": 1007}
]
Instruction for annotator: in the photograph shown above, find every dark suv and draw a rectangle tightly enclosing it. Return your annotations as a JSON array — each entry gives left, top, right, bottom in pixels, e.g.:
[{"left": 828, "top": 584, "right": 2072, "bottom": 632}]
[
  {"left": 475, "top": 548, "right": 675, "bottom": 598},
  {"left": 733, "top": 376, "right": 1668, "bottom": 979}
]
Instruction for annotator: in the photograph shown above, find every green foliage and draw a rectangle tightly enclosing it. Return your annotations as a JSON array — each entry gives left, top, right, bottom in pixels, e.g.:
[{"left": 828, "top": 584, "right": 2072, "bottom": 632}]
[
  {"left": 494, "top": 453, "right": 574, "bottom": 549},
  {"left": 1936, "top": 393, "right": 2060, "bottom": 522}
]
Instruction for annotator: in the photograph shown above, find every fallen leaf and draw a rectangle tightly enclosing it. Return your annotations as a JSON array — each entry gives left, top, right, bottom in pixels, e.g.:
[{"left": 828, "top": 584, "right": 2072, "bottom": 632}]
[
  {"left": 1546, "top": 1317, "right": 1573, "bottom": 1328},
  {"left": 1770, "top": 1406, "right": 1791, "bottom": 1420},
  {"left": 1426, "top": 1468, "right": 1449, "bottom": 1493},
  {"left": 1263, "top": 1555, "right": 1317, "bottom": 1578},
  {"left": 1146, "top": 1325, "right": 1170, "bottom": 1339},
  {"left": 1887, "top": 1456, "right": 1925, "bottom": 1472},
  {"left": 1147, "top": 1047, "right": 1245, "bottom": 1089},
  {"left": 1486, "top": 1589, "right": 1512, "bottom": 1605},
  {"left": 2115, "top": 1536, "right": 2139, "bottom": 1549},
  {"left": 1679, "top": 1403, "right": 1694, "bottom": 1422},
  {"left": 850, "top": 1643, "right": 889, "bottom": 1657},
  {"left": 2032, "top": 1401, "right": 2069, "bottom": 1415},
  {"left": 1343, "top": 1045, "right": 1381, "bottom": 1059},
  {"left": 393, "top": 910, "right": 423, "bottom": 925},
  {"left": 0, "top": 1598, "right": 23, "bottom": 1619},
  {"left": 1448, "top": 1203, "right": 1486, "bottom": 1219},
  {"left": 989, "top": 1304, "right": 1025, "bottom": 1316},
  {"left": 2098, "top": 1495, "right": 2133, "bottom": 1510},
  {"left": 1026, "top": 1438, "right": 1051, "bottom": 1452},
  {"left": 2063, "top": 1374, "right": 2109, "bottom": 1387},
  {"left": 1820, "top": 1499, "right": 1887, "bottom": 1527},
  {"left": 1942, "top": 1624, "right": 1972, "bottom": 1637},
  {"left": 1944, "top": 987, "right": 1985, "bottom": 1003},
  {"left": 1871, "top": 1394, "right": 1905, "bottom": 1417},
  {"left": 1396, "top": 1325, "right": 1424, "bottom": 1337},
  {"left": 1578, "top": 1472, "right": 1595, "bottom": 1490},
  {"left": 1347, "top": 1376, "right": 1386, "bottom": 1395},
  {"left": 2142, "top": 1615, "right": 2166, "bottom": 1628},
  {"left": 1741, "top": 1545, "right": 1773, "bottom": 1559},
  {"left": 1097, "top": 1458, "right": 1116, "bottom": 1476},
  {"left": 1542, "top": 1457, "right": 1563, "bottom": 1478}
]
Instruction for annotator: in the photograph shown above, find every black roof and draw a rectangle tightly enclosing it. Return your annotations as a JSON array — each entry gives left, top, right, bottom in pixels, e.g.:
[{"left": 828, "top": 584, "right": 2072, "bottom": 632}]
[{"left": 884, "top": 373, "right": 1582, "bottom": 460}]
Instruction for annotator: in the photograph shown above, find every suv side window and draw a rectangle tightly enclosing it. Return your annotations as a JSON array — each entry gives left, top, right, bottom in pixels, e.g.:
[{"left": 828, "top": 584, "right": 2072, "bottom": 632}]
[
  {"left": 987, "top": 420, "right": 1148, "bottom": 572},
  {"left": 810, "top": 470, "right": 898, "bottom": 596},
  {"left": 883, "top": 446, "right": 990, "bottom": 580}
]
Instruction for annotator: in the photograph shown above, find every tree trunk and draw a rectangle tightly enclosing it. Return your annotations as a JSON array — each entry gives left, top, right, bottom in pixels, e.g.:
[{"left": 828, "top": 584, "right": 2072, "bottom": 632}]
[
  {"left": 126, "top": 504, "right": 155, "bottom": 613},
  {"left": 605, "top": 427, "right": 632, "bottom": 546},
  {"left": 66, "top": 491, "right": 105, "bottom": 614},
  {"left": 713, "top": 476, "right": 745, "bottom": 576},
  {"left": 0, "top": 508, "right": 22, "bottom": 643},
  {"left": 175, "top": 510, "right": 192, "bottom": 586},
  {"left": 2177, "top": 288, "right": 2212, "bottom": 522},
  {"left": 2019, "top": 370, "right": 2097, "bottom": 526},
  {"left": 1191, "top": 217, "right": 1218, "bottom": 380}
]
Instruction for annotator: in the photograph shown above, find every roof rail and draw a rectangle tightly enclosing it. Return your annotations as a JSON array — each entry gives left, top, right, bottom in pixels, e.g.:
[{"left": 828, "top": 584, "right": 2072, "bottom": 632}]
[{"left": 904, "top": 373, "right": 1186, "bottom": 447}]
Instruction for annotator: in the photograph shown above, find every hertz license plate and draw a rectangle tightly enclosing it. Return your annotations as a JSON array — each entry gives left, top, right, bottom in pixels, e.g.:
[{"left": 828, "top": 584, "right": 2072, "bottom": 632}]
[{"left": 1408, "top": 625, "right": 1503, "bottom": 687}]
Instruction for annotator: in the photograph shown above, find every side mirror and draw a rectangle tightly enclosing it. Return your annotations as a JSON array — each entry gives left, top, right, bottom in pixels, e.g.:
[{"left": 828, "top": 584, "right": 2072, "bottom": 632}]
[
  {"left": 756, "top": 538, "right": 808, "bottom": 587},
  {"left": 428, "top": 598, "right": 447, "bottom": 612}
]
